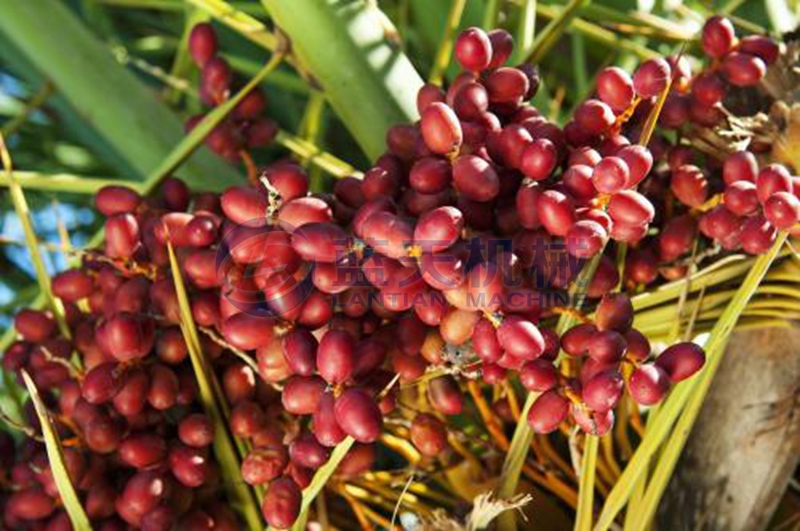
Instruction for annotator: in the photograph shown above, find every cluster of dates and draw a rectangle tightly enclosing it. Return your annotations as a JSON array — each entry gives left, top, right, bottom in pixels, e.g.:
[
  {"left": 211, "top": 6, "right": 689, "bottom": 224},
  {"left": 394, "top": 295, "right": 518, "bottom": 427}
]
[
  {"left": 317, "top": 27, "right": 713, "bottom": 437},
  {"left": 1, "top": 179, "right": 248, "bottom": 530},
  {"left": 659, "top": 15, "right": 779, "bottom": 131},
  {"left": 186, "top": 23, "right": 278, "bottom": 161},
  {"left": 2, "top": 16, "right": 797, "bottom": 531},
  {"left": 651, "top": 16, "right": 798, "bottom": 262},
  {"left": 2, "top": 163, "right": 389, "bottom": 530},
  {"left": 528, "top": 295, "right": 705, "bottom": 434}
]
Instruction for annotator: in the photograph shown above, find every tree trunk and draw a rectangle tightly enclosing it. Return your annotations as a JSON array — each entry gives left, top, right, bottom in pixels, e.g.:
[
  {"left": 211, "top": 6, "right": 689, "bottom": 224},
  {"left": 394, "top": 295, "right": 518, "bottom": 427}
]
[{"left": 657, "top": 327, "right": 800, "bottom": 531}]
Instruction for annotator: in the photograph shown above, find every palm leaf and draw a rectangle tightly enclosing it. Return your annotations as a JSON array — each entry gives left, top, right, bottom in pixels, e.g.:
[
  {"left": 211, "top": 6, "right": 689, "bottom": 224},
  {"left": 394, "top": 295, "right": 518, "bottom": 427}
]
[
  {"left": 0, "top": 0, "right": 239, "bottom": 190},
  {"left": 512, "top": 0, "right": 537, "bottom": 64},
  {"left": 595, "top": 234, "right": 788, "bottom": 531},
  {"left": 533, "top": 4, "right": 658, "bottom": 60},
  {"left": 575, "top": 435, "right": 599, "bottom": 531},
  {"left": 275, "top": 130, "right": 363, "bottom": 179},
  {"left": 290, "top": 437, "right": 356, "bottom": 531},
  {"left": 166, "top": 240, "right": 263, "bottom": 531},
  {"left": 524, "top": 0, "right": 592, "bottom": 64},
  {"left": 0, "top": 171, "right": 141, "bottom": 194},
  {"left": 0, "top": 134, "right": 69, "bottom": 339},
  {"left": 429, "top": 0, "right": 467, "bottom": 85},
  {"left": 22, "top": 371, "right": 92, "bottom": 530},
  {"left": 260, "top": 0, "right": 424, "bottom": 160}
]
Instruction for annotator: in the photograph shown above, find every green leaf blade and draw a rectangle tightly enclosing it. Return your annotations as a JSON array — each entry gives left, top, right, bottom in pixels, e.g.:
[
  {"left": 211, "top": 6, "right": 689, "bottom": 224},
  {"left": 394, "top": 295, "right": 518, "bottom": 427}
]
[
  {"left": 289, "top": 437, "right": 356, "bottom": 531},
  {"left": 0, "top": 0, "right": 239, "bottom": 190},
  {"left": 261, "top": 0, "right": 424, "bottom": 160},
  {"left": 525, "top": 0, "right": 592, "bottom": 65},
  {"left": 594, "top": 233, "right": 788, "bottom": 531},
  {"left": 0, "top": 171, "right": 142, "bottom": 194},
  {"left": 575, "top": 435, "right": 599, "bottom": 531},
  {"left": 22, "top": 371, "right": 92, "bottom": 531},
  {"left": 1, "top": 136, "right": 70, "bottom": 340},
  {"left": 165, "top": 240, "right": 263, "bottom": 531}
]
